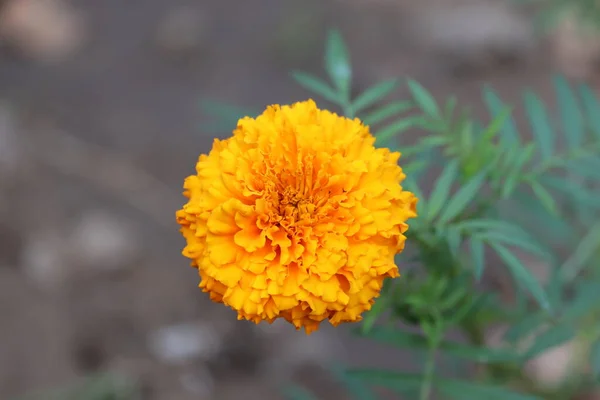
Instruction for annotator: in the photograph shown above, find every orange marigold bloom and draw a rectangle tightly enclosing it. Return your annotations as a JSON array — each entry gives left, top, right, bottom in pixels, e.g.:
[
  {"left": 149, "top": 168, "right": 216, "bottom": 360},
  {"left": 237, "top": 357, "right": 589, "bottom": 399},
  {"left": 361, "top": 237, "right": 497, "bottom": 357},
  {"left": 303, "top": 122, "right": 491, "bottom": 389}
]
[{"left": 176, "top": 99, "right": 418, "bottom": 334}]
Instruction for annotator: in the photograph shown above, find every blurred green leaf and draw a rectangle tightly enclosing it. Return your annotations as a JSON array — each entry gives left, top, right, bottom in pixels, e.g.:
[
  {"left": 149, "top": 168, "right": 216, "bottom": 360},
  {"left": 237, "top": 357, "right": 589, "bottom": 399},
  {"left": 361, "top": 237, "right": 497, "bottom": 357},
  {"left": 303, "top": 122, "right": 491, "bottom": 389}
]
[
  {"left": 407, "top": 79, "right": 440, "bottom": 118},
  {"left": 490, "top": 243, "right": 551, "bottom": 311},
  {"left": 438, "top": 170, "right": 487, "bottom": 224},
  {"left": 375, "top": 117, "right": 422, "bottom": 144},
  {"left": 446, "top": 226, "right": 462, "bottom": 259},
  {"left": 554, "top": 75, "right": 585, "bottom": 149},
  {"left": 470, "top": 237, "right": 486, "bottom": 280},
  {"left": 524, "top": 90, "right": 555, "bottom": 161},
  {"left": 561, "top": 220, "right": 600, "bottom": 282},
  {"left": 357, "top": 326, "right": 521, "bottom": 363},
  {"left": 481, "top": 106, "right": 513, "bottom": 144},
  {"left": 291, "top": 71, "right": 341, "bottom": 104},
  {"left": 564, "top": 281, "right": 600, "bottom": 320},
  {"left": 345, "top": 369, "right": 423, "bottom": 394},
  {"left": 530, "top": 181, "right": 558, "bottom": 215},
  {"left": 325, "top": 29, "right": 352, "bottom": 98},
  {"left": 578, "top": 83, "right": 600, "bottom": 140},
  {"left": 504, "top": 312, "right": 548, "bottom": 344},
  {"left": 427, "top": 160, "right": 459, "bottom": 221},
  {"left": 502, "top": 143, "right": 536, "bottom": 198},
  {"left": 523, "top": 324, "right": 575, "bottom": 359},
  {"left": 437, "top": 378, "right": 541, "bottom": 400},
  {"left": 283, "top": 385, "right": 318, "bottom": 400},
  {"left": 591, "top": 340, "right": 600, "bottom": 381},
  {"left": 542, "top": 175, "right": 600, "bottom": 209},
  {"left": 352, "top": 79, "right": 398, "bottom": 114},
  {"left": 361, "top": 101, "right": 412, "bottom": 126},
  {"left": 483, "top": 85, "right": 520, "bottom": 145},
  {"left": 330, "top": 365, "right": 378, "bottom": 400}
]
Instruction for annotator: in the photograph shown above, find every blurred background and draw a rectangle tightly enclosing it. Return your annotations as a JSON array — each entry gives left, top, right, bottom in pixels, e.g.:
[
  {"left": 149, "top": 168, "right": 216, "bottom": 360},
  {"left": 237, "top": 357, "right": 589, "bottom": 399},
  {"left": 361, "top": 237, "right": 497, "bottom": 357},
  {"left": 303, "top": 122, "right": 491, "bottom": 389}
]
[{"left": 0, "top": 0, "right": 598, "bottom": 399}]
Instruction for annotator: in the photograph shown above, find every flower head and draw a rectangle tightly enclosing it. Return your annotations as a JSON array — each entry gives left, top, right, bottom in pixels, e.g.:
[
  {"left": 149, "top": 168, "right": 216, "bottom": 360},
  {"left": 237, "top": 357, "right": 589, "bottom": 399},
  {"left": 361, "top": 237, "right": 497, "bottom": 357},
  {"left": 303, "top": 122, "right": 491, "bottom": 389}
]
[{"left": 176, "top": 99, "right": 417, "bottom": 334}]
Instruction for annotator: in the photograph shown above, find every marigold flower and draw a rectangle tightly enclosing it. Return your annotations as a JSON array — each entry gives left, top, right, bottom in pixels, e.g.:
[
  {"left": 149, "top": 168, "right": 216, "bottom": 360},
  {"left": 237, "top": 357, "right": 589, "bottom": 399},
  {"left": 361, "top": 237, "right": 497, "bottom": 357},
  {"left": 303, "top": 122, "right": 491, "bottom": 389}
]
[{"left": 176, "top": 99, "right": 417, "bottom": 334}]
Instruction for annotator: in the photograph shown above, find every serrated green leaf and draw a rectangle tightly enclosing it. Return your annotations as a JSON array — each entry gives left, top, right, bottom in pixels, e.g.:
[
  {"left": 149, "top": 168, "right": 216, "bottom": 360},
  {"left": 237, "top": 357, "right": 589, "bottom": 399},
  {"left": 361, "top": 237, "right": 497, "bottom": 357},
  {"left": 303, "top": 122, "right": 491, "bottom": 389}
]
[
  {"left": 591, "top": 340, "right": 600, "bottom": 381},
  {"left": 578, "top": 83, "right": 600, "bottom": 140},
  {"left": 483, "top": 86, "right": 520, "bottom": 145},
  {"left": 554, "top": 75, "right": 585, "bottom": 149},
  {"left": 470, "top": 237, "right": 486, "bottom": 280},
  {"left": 375, "top": 117, "right": 421, "bottom": 144},
  {"left": 490, "top": 243, "right": 551, "bottom": 311},
  {"left": 524, "top": 90, "right": 555, "bottom": 161},
  {"left": 352, "top": 79, "right": 398, "bottom": 114},
  {"left": 427, "top": 160, "right": 459, "bottom": 221},
  {"left": 291, "top": 71, "right": 341, "bottom": 104},
  {"left": 283, "top": 385, "right": 318, "bottom": 400},
  {"left": 407, "top": 79, "right": 440, "bottom": 117},
  {"left": 504, "top": 312, "right": 548, "bottom": 344},
  {"left": 524, "top": 325, "right": 575, "bottom": 359},
  {"left": 345, "top": 369, "right": 423, "bottom": 394},
  {"left": 437, "top": 378, "right": 541, "bottom": 400},
  {"left": 530, "top": 181, "right": 558, "bottom": 215},
  {"left": 361, "top": 101, "right": 412, "bottom": 126},
  {"left": 325, "top": 29, "right": 352, "bottom": 98},
  {"left": 438, "top": 170, "right": 487, "bottom": 224},
  {"left": 561, "top": 220, "right": 600, "bottom": 282}
]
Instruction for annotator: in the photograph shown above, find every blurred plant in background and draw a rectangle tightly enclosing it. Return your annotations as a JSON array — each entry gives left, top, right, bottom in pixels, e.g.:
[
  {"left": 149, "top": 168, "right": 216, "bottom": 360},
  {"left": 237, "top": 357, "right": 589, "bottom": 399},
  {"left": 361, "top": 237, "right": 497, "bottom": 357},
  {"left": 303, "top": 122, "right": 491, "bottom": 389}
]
[{"left": 203, "top": 30, "right": 600, "bottom": 400}]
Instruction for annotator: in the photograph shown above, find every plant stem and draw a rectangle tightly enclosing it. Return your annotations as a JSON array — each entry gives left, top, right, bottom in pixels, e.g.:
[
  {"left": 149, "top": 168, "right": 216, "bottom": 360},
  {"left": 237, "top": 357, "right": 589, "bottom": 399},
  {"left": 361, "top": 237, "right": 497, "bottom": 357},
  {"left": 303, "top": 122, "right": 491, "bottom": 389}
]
[{"left": 420, "top": 346, "right": 437, "bottom": 400}]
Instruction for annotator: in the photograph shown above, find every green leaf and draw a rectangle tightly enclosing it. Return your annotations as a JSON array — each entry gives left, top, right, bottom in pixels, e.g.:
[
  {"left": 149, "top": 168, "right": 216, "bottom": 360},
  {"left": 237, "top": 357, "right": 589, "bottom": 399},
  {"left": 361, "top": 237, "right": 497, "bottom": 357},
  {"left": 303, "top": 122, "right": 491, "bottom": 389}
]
[
  {"left": 361, "top": 280, "right": 393, "bottom": 334},
  {"left": 375, "top": 117, "right": 422, "bottom": 144},
  {"left": 407, "top": 79, "right": 440, "bottom": 117},
  {"left": 523, "top": 324, "right": 575, "bottom": 359},
  {"left": 438, "top": 170, "right": 487, "bottom": 224},
  {"left": 554, "top": 75, "right": 584, "bottom": 149},
  {"left": 470, "top": 237, "right": 486, "bottom": 280},
  {"left": 325, "top": 29, "right": 352, "bottom": 98},
  {"left": 437, "top": 378, "right": 541, "bottom": 400},
  {"left": 481, "top": 106, "right": 514, "bottom": 143},
  {"left": 483, "top": 85, "right": 520, "bottom": 145},
  {"left": 564, "top": 281, "right": 600, "bottom": 320},
  {"left": 530, "top": 181, "right": 558, "bottom": 215},
  {"left": 361, "top": 101, "right": 412, "bottom": 126},
  {"left": 490, "top": 243, "right": 551, "bottom": 311},
  {"left": 446, "top": 226, "right": 462, "bottom": 259},
  {"left": 578, "top": 83, "right": 600, "bottom": 140},
  {"left": 352, "top": 79, "right": 399, "bottom": 114},
  {"left": 560, "top": 220, "right": 600, "bottom": 282},
  {"left": 427, "top": 160, "right": 460, "bottom": 221},
  {"left": 475, "top": 231, "right": 549, "bottom": 261},
  {"left": 330, "top": 365, "right": 378, "bottom": 400},
  {"left": 524, "top": 90, "right": 555, "bottom": 161},
  {"left": 283, "top": 385, "right": 318, "bottom": 400},
  {"left": 291, "top": 71, "right": 341, "bottom": 104},
  {"left": 357, "top": 326, "right": 520, "bottom": 363},
  {"left": 502, "top": 143, "right": 536, "bottom": 198},
  {"left": 504, "top": 312, "right": 548, "bottom": 344},
  {"left": 591, "top": 340, "right": 600, "bottom": 381},
  {"left": 345, "top": 369, "right": 423, "bottom": 394},
  {"left": 542, "top": 175, "right": 600, "bottom": 209}
]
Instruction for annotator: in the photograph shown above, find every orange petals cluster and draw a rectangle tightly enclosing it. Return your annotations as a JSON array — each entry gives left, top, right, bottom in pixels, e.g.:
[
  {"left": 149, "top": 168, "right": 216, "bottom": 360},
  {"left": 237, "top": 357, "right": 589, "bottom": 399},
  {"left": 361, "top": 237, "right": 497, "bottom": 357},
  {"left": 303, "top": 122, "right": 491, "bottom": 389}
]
[{"left": 176, "top": 100, "right": 417, "bottom": 334}]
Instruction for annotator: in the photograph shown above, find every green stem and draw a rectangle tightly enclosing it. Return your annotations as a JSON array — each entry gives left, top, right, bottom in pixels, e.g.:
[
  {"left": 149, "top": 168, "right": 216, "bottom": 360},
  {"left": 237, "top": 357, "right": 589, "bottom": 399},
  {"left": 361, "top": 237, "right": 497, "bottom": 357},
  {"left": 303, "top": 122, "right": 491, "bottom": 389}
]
[{"left": 420, "top": 346, "right": 437, "bottom": 400}]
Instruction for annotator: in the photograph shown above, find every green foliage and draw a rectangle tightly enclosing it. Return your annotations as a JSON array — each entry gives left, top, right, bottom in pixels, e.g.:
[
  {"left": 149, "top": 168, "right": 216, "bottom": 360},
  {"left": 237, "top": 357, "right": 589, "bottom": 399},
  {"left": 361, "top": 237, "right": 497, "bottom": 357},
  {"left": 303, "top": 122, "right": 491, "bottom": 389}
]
[
  {"left": 202, "top": 29, "right": 600, "bottom": 400},
  {"left": 16, "top": 373, "right": 140, "bottom": 400}
]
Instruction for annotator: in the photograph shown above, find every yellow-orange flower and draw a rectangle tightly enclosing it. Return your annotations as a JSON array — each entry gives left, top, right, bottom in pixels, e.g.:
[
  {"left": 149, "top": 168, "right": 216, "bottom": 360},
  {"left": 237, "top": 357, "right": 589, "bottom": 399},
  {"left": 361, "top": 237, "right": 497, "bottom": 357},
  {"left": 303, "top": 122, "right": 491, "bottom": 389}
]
[{"left": 176, "top": 99, "right": 417, "bottom": 334}]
